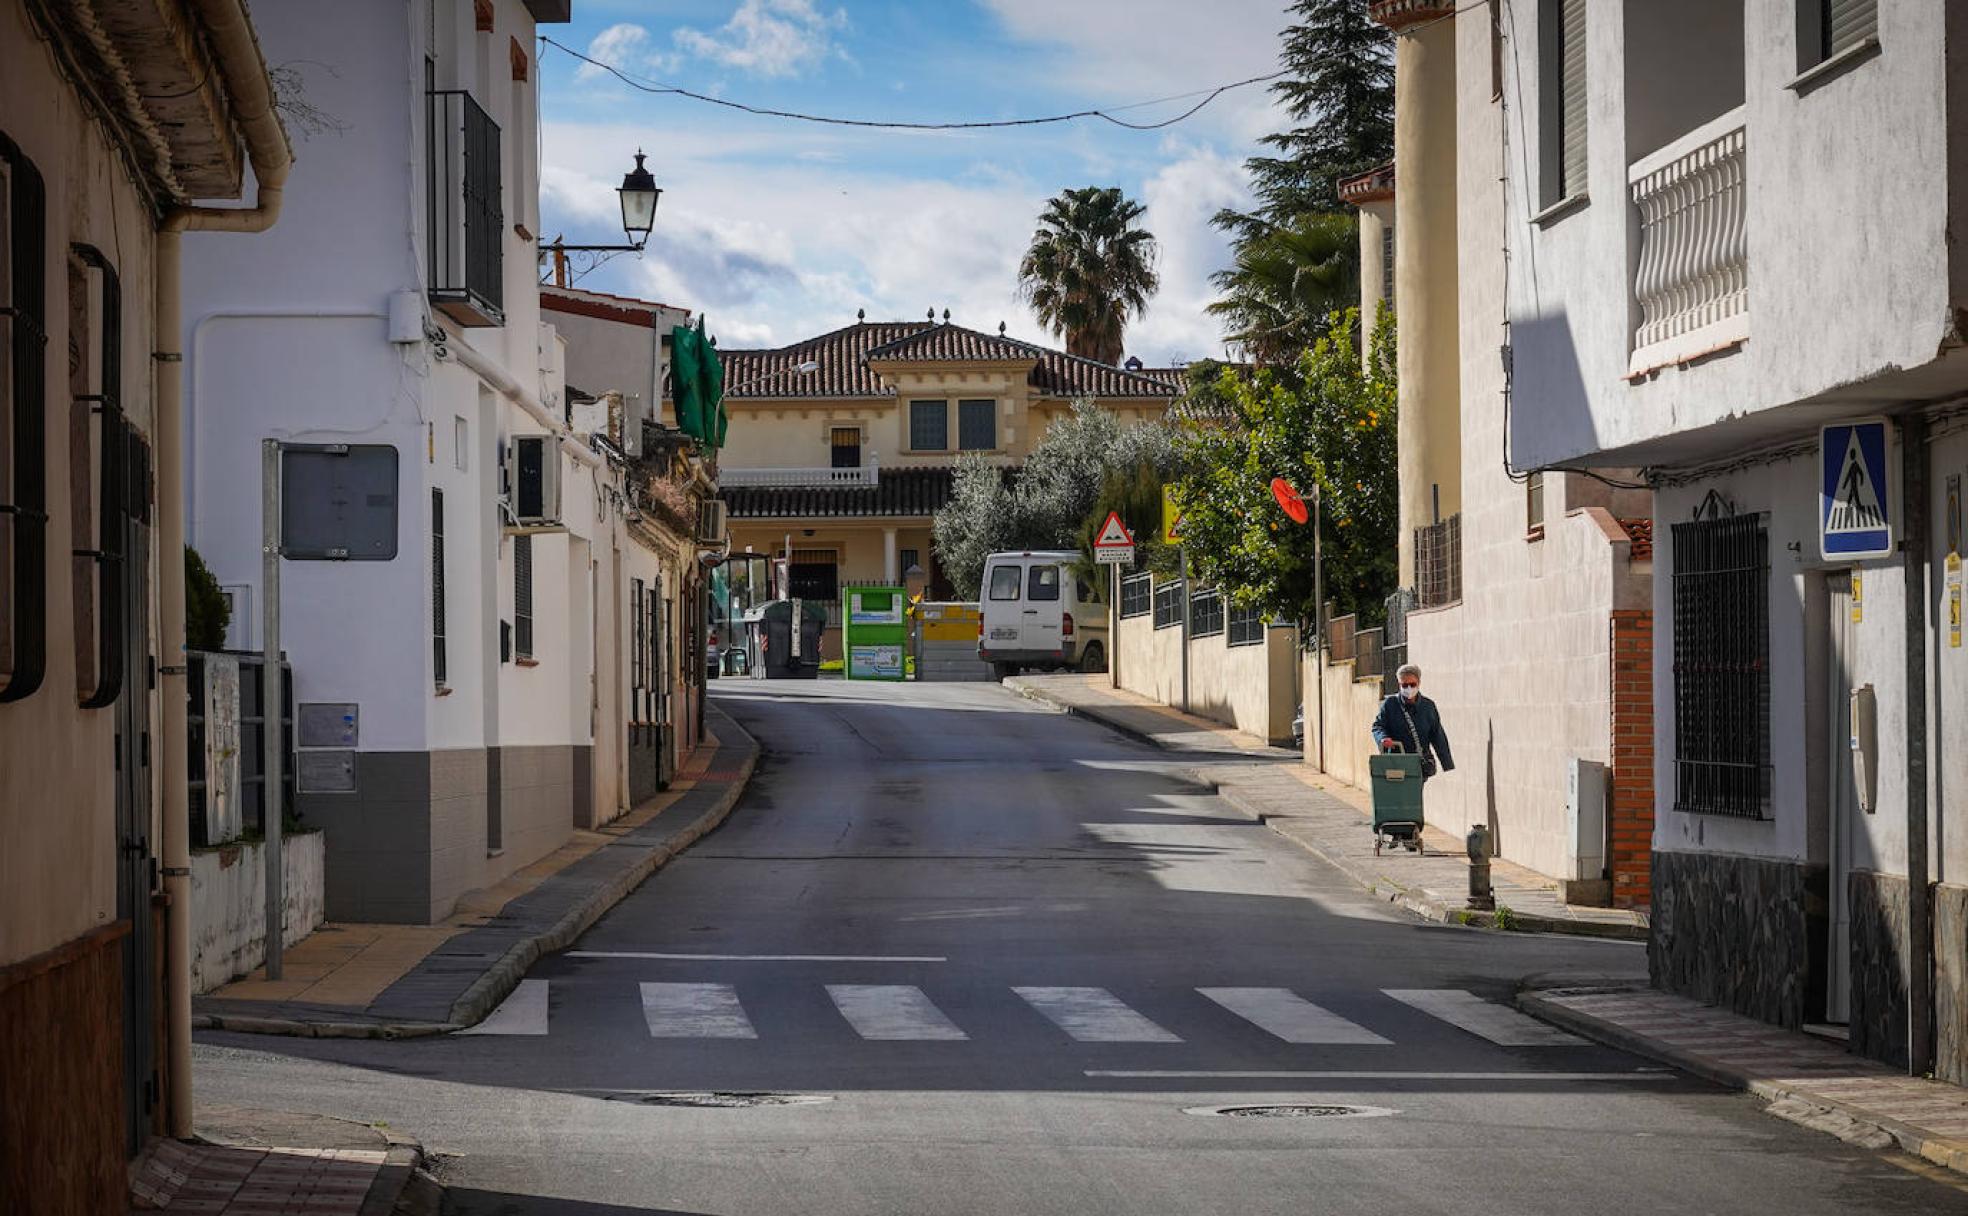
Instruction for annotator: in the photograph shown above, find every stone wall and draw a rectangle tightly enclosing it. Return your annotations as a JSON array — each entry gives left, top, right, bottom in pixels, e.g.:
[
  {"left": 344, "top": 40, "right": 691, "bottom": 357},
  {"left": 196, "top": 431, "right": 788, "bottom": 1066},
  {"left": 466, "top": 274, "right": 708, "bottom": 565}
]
[
  {"left": 1939, "top": 883, "right": 1968, "bottom": 1087},
  {"left": 1849, "top": 869, "right": 1909, "bottom": 1069},
  {"left": 1649, "top": 849, "right": 1823, "bottom": 1029}
]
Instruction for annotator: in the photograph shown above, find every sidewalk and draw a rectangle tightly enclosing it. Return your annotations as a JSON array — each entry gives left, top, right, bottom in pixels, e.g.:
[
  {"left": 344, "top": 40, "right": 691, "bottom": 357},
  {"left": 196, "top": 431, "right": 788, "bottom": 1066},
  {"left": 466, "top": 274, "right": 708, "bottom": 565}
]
[
  {"left": 130, "top": 1105, "right": 434, "bottom": 1215},
  {"left": 1521, "top": 984, "right": 1968, "bottom": 1177},
  {"left": 194, "top": 703, "right": 759, "bottom": 1037},
  {"left": 1004, "top": 673, "right": 1646, "bottom": 940}
]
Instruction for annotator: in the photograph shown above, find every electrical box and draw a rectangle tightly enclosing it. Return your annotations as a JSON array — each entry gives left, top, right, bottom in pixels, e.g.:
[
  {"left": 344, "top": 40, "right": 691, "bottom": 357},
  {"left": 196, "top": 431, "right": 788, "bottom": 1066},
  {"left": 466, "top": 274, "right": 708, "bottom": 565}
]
[
  {"left": 1566, "top": 757, "right": 1608, "bottom": 882},
  {"left": 506, "top": 434, "right": 562, "bottom": 525},
  {"left": 280, "top": 444, "right": 398, "bottom": 560},
  {"left": 1850, "top": 683, "right": 1878, "bottom": 814}
]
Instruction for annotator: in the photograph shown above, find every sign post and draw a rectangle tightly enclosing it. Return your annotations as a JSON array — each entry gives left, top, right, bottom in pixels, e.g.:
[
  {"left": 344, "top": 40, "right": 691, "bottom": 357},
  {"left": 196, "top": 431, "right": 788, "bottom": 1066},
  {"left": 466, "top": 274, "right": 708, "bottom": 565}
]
[
  {"left": 1093, "top": 511, "right": 1134, "bottom": 689},
  {"left": 261, "top": 440, "right": 283, "bottom": 980},
  {"left": 1162, "top": 489, "right": 1188, "bottom": 712}
]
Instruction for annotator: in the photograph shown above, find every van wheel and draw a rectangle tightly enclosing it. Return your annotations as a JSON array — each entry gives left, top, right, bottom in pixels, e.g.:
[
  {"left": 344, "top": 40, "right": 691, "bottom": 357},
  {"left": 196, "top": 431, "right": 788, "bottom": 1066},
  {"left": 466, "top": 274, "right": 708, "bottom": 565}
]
[
  {"left": 1078, "top": 641, "right": 1106, "bottom": 674},
  {"left": 991, "top": 662, "right": 1012, "bottom": 681}
]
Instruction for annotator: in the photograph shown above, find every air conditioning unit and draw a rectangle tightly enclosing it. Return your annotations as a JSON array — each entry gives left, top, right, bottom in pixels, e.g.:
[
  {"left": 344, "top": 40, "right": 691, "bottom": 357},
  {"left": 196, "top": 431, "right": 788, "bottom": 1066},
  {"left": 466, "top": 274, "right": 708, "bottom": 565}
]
[
  {"left": 506, "top": 434, "right": 562, "bottom": 525},
  {"left": 696, "top": 499, "right": 728, "bottom": 546}
]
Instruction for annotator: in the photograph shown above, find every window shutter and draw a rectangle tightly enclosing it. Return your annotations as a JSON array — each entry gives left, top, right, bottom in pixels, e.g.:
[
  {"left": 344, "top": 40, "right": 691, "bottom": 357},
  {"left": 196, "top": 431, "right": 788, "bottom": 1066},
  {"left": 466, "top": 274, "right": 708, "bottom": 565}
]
[
  {"left": 514, "top": 533, "right": 533, "bottom": 658},
  {"left": 1559, "top": 0, "right": 1588, "bottom": 199},
  {"left": 1826, "top": 0, "right": 1876, "bottom": 58}
]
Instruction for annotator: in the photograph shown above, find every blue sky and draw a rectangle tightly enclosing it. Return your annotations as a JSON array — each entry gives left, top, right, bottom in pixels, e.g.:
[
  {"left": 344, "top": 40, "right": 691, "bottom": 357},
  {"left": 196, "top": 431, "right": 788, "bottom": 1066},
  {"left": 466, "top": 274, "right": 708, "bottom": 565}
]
[{"left": 538, "top": 1, "right": 1294, "bottom": 362}]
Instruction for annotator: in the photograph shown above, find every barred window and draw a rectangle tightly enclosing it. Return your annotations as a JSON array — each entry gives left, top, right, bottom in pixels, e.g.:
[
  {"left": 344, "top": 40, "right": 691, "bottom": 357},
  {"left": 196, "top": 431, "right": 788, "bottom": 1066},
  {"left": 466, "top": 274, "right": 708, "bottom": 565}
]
[
  {"left": 631, "top": 577, "right": 646, "bottom": 720},
  {"left": 1415, "top": 514, "right": 1462, "bottom": 608},
  {"left": 513, "top": 534, "right": 534, "bottom": 659},
  {"left": 1190, "top": 587, "right": 1224, "bottom": 638},
  {"left": 0, "top": 131, "right": 48, "bottom": 704},
  {"left": 432, "top": 490, "right": 447, "bottom": 687},
  {"left": 1153, "top": 579, "right": 1184, "bottom": 630},
  {"left": 958, "top": 399, "right": 996, "bottom": 451},
  {"left": 909, "top": 399, "right": 946, "bottom": 451},
  {"left": 1227, "top": 603, "right": 1265, "bottom": 647},
  {"left": 1671, "top": 513, "right": 1770, "bottom": 818},
  {"left": 1119, "top": 572, "right": 1152, "bottom": 618}
]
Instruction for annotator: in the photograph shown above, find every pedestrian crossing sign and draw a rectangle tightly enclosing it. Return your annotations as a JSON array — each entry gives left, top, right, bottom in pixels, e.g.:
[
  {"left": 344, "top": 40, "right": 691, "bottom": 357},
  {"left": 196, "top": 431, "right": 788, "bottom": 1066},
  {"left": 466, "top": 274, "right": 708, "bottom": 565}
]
[{"left": 1821, "top": 419, "right": 1894, "bottom": 560}]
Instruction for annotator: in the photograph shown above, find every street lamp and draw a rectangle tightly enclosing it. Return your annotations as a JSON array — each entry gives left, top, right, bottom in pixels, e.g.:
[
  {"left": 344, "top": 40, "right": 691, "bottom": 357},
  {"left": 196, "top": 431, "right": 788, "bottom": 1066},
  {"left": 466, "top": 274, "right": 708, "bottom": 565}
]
[{"left": 542, "top": 150, "right": 664, "bottom": 284}]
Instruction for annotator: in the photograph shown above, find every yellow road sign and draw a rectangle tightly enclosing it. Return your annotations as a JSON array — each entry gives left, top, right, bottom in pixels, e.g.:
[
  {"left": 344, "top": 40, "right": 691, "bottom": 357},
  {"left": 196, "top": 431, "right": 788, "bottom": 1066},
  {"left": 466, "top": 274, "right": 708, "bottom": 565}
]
[{"left": 1161, "top": 486, "right": 1184, "bottom": 545}]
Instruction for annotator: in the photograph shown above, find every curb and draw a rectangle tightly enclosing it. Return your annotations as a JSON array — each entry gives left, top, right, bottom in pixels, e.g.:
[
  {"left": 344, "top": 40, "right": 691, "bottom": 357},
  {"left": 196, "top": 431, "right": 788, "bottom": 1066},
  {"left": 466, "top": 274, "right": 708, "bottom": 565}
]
[
  {"left": 194, "top": 711, "right": 761, "bottom": 1040},
  {"left": 1517, "top": 988, "right": 1968, "bottom": 1177},
  {"left": 1012, "top": 679, "right": 1646, "bottom": 942}
]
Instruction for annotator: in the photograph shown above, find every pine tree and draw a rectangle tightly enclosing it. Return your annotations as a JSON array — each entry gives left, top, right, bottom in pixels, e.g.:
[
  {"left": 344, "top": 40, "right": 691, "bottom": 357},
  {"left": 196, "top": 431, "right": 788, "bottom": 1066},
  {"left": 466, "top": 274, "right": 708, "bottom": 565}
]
[{"left": 1213, "top": 0, "right": 1394, "bottom": 241}]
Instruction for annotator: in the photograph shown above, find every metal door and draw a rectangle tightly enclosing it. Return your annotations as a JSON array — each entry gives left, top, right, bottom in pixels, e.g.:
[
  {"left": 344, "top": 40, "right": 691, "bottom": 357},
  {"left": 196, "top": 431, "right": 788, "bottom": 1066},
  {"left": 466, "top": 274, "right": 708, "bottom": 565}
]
[
  {"left": 116, "top": 492, "right": 155, "bottom": 1152},
  {"left": 1826, "top": 573, "right": 1858, "bottom": 1024},
  {"left": 1023, "top": 563, "right": 1063, "bottom": 654}
]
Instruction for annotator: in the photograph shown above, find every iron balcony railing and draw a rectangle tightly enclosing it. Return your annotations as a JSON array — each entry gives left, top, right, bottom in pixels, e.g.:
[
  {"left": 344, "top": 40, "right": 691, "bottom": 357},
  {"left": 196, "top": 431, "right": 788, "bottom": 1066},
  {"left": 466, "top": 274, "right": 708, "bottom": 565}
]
[{"left": 427, "top": 90, "right": 504, "bottom": 327}]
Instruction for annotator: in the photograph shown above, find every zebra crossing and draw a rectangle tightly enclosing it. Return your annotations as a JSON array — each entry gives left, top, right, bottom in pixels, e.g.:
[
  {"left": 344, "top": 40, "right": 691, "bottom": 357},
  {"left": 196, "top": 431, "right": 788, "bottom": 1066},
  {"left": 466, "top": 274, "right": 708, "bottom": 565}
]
[{"left": 459, "top": 980, "right": 1587, "bottom": 1048}]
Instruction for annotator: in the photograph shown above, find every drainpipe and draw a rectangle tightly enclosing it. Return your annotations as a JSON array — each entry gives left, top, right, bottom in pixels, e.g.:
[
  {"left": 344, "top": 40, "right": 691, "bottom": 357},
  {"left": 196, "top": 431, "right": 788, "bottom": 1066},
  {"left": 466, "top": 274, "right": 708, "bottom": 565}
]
[
  {"left": 1903, "top": 416, "right": 1935, "bottom": 1075},
  {"left": 155, "top": 0, "right": 291, "bottom": 1138}
]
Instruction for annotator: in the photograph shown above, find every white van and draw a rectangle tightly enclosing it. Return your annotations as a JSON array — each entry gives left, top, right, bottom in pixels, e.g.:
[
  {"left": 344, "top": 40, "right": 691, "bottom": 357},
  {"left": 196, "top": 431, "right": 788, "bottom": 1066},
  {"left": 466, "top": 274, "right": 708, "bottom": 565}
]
[{"left": 976, "top": 550, "right": 1108, "bottom": 678}]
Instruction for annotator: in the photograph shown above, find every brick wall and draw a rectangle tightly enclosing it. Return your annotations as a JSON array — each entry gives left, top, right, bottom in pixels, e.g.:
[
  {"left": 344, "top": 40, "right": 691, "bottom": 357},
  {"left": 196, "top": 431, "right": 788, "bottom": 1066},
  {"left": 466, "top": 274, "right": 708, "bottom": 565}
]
[{"left": 1610, "top": 609, "right": 1654, "bottom": 909}]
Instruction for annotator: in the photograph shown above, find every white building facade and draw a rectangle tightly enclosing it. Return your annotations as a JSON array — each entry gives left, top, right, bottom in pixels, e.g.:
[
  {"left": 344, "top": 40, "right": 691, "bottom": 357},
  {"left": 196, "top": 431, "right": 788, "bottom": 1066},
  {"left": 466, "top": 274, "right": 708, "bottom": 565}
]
[
  {"left": 1502, "top": 0, "right": 1968, "bottom": 1080},
  {"left": 180, "top": 0, "right": 614, "bottom": 924}
]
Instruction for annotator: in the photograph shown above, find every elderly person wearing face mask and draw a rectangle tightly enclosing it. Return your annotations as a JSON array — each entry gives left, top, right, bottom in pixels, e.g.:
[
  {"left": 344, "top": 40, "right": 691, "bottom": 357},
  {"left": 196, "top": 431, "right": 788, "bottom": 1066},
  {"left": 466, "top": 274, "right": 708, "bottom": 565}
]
[{"left": 1372, "top": 663, "right": 1454, "bottom": 780}]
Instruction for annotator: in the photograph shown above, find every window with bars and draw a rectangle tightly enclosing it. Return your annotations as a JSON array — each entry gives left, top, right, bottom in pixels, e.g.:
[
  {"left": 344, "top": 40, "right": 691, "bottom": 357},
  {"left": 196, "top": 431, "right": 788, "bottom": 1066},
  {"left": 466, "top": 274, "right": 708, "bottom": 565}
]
[
  {"left": 1153, "top": 579, "right": 1184, "bottom": 630},
  {"left": 0, "top": 131, "right": 47, "bottom": 704},
  {"left": 1526, "top": 471, "right": 1546, "bottom": 537},
  {"left": 631, "top": 576, "right": 646, "bottom": 719},
  {"left": 790, "top": 554, "right": 838, "bottom": 601},
  {"left": 899, "top": 548, "right": 919, "bottom": 576},
  {"left": 1415, "top": 513, "right": 1463, "bottom": 608},
  {"left": 909, "top": 399, "right": 947, "bottom": 451},
  {"left": 1800, "top": 0, "right": 1877, "bottom": 70},
  {"left": 69, "top": 245, "right": 129, "bottom": 708},
  {"left": 1190, "top": 588, "right": 1225, "bottom": 638},
  {"left": 1539, "top": 0, "right": 1588, "bottom": 208},
  {"left": 958, "top": 399, "right": 997, "bottom": 451},
  {"left": 1227, "top": 603, "right": 1265, "bottom": 647},
  {"left": 1671, "top": 513, "right": 1771, "bottom": 818},
  {"left": 1380, "top": 226, "right": 1396, "bottom": 311},
  {"left": 513, "top": 534, "right": 534, "bottom": 660},
  {"left": 1119, "top": 572, "right": 1152, "bottom": 618},
  {"left": 830, "top": 426, "right": 861, "bottom": 468},
  {"left": 432, "top": 490, "right": 447, "bottom": 687}
]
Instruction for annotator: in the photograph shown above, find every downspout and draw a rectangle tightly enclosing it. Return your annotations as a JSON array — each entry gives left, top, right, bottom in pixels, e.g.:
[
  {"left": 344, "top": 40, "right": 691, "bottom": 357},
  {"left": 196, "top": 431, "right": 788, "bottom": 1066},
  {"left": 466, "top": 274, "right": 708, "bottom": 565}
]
[
  {"left": 156, "top": 0, "right": 290, "bottom": 1138},
  {"left": 444, "top": 335, "right": 605, "bottom": 469},
  {"left": 1903, "top": 415, "right": 1935, "bottom": 1075}
]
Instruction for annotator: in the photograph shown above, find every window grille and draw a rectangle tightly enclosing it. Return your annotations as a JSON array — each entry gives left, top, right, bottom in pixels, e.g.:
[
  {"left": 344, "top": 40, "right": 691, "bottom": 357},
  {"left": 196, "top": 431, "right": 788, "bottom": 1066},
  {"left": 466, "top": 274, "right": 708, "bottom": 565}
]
[
  {"left": 1380, "top": 226, "right": 1395, "bottom": 310},
  {"left": 1671, "top": 513, "right": 1771, "bottom": 818},
  {"left": 631, "top": 577, "right": 646, "bottom": 720},
  {"left": 909, "top": 399, "right": 946, "bottom": 451},
  {"left": 513, "top": 534, "right": 533, "bottom": 659},
  {"left": 1415, "top": 513, "right": 1462, "bottom": 608},
  {"left": 1190, "top": 587, "right": 1224, "bottom": 638},
  {"left": 69, "top": 245, "right": 127, "bottom": 708},
  {"left": 1153, "top": 579, "right": 1184, "bottom": 630},
  {"left": 432, "top": 490, "right": 447, "bottom": 686},
  {"left": 1540, "top": 0, "right": 1588, "bottom": 205},
  {"left": 1527, "top": 471, "right": 1545, "bottom": 534},
  {"left": 1227, "top": 603, "right": 1265, "bottom": 647},
  {"left": 830, "top": 426, "right": 861, "bottom": 468},
  {"left": 0, "top": 132, "right": 47, "bottom": 703},
  {"left": 958, "top": 399, "right": 996, "bottom": 451},
  {"left": 1119, "top": 572, "right": 1152, "bottom": 618}
]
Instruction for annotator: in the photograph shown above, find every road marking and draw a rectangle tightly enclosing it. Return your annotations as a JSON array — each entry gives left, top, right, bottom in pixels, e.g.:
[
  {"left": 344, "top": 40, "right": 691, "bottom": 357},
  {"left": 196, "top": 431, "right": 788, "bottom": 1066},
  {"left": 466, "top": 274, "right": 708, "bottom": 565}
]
[
  {"left": 639, "top": 982, "right": 757, "bottom": 1039},
  {"left": 1014, "top": 987, "right": 1181, "bottom": 1042},
  {"left": 458, "top": 979, "right": 549, "bottom": 1036},
  {"left": 826, "top": 985, "right": 969, "bottom": 1040},
  {"left": 1085, "top": 1070, "right": 1669, "bottom": 1080},
  {"left": 1198, "top": 987, "right": 1391, "bottom": 1045},
  {"left": 1382, "top": 989, "right": 1585, "bottom": 1047},
  {"left": 570, "top": 951, "right": 948, "bottom": 963}
]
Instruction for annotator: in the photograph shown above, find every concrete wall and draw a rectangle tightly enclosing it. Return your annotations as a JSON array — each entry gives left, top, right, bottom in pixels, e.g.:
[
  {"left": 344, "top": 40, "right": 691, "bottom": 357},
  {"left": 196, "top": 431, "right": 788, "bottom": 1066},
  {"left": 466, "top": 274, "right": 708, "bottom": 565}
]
[
  {"left": 1507, "top": 0, "right": 1961, "bottom": 469},
  {"left": 1307, "top": 650, "right": 1390, "bottom": 793},
  {"left": 1114, "top": 601, "right": 1299, "bottom": 743},
  {"left": 189, "top": 833, "right": 327, "bottom": 994}
]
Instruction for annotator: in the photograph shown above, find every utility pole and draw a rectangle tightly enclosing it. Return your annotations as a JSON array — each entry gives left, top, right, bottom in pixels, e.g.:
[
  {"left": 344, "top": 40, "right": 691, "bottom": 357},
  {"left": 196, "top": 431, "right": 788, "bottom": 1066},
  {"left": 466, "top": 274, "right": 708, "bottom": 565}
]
[{"left": 259, "top": 439, "right": 284, "bottom": 980}]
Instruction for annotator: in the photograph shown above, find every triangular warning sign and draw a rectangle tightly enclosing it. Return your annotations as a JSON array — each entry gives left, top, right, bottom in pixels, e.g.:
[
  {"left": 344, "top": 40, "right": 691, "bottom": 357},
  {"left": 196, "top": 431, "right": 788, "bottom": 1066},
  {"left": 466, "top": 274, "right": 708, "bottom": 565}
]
[
  {"left": 1094, "top": 511, "right": 1134, "bottom": 548},
  {"left": 1827, "top": 431, "right": 1886, "bottom": 533}
]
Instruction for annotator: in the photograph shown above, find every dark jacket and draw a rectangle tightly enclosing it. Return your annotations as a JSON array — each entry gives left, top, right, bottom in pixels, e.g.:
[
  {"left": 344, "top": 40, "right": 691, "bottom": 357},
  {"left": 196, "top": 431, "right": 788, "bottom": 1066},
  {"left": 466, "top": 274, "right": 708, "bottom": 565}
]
[{"left": 1372, "top": 693, "right": 1454, "bottom": 775}]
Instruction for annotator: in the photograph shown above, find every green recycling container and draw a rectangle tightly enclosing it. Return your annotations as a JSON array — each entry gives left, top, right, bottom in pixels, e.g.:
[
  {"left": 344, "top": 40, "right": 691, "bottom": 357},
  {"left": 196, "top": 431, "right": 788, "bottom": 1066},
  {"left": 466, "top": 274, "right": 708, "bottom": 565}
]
[{"left": 840, "top": 585, "right": 908, "bottom": 680}]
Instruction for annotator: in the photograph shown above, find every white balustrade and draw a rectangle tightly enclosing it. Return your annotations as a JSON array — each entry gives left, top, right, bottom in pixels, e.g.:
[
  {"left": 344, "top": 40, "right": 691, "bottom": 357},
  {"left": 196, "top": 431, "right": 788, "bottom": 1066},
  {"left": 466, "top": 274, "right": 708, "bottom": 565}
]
[
  {"left": 718, "top": 460, "right": 879, "bottom": 489},
  {"left": 1629, "top": 106, "right": 1747, "bottom": 372}
]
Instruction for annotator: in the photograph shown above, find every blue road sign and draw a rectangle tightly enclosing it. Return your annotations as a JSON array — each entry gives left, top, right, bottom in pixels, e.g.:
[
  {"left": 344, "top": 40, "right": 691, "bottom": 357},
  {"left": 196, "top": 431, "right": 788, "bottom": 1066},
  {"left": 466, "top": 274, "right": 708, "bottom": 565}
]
[{"left": 1821, "top": 420, "right": 1894, "bottom": 560}]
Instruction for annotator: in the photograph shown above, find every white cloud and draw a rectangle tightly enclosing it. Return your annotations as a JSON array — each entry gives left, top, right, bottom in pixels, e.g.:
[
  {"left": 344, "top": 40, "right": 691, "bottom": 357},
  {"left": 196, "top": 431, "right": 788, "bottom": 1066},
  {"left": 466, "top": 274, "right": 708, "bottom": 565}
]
[
  {"left": 1127, "top": 143, "right": 1251, "bottom": 364},
  {"left": 576, "top": 22, "right": 676, "bottom": 83},
  {"left": 673, "top": 0, "right": 848, "bottom": 79}
]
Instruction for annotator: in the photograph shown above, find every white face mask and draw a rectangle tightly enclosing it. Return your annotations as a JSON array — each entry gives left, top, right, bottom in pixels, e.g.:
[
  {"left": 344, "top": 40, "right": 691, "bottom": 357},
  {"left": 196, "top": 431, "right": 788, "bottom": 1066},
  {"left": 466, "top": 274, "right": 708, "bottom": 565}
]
[{"left": 1400, "top": 684, "right": 1420, "bottom": 701}]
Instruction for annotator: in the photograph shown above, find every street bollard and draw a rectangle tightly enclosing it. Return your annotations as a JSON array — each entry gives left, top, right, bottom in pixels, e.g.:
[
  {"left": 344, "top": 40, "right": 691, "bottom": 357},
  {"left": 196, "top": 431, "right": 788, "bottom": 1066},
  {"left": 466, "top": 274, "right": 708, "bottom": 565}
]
[{"left": 1465, "top": 824, "right": 1496, "bottom": 911}]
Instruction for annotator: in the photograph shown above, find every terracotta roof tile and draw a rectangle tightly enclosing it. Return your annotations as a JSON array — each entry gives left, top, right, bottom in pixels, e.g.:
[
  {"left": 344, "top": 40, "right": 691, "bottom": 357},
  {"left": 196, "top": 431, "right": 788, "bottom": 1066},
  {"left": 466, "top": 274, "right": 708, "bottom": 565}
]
[{"left": 1620, "top": 517, "right": 1654, "bottom": 561}]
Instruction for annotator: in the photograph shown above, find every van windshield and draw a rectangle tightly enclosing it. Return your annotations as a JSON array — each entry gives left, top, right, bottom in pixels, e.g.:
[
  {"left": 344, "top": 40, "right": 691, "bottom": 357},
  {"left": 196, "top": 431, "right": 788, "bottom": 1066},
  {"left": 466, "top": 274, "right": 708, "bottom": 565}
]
[
  {"left": 987, "top": 565, "right": 1022, "bottom": 600},
  {"left": 1027, "top": 565, "right": 1060, "bottom": 601}
]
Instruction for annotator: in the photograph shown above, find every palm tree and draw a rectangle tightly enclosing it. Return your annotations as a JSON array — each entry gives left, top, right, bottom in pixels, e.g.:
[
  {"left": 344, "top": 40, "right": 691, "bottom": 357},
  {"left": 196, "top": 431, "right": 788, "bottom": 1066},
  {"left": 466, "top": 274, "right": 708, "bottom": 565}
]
[
  {"left": 1206, "top": 211, "right": 1359, "bottom": 366},
  {"left": 1017, "top": 186, "right": 1159, "bottom": 365}
]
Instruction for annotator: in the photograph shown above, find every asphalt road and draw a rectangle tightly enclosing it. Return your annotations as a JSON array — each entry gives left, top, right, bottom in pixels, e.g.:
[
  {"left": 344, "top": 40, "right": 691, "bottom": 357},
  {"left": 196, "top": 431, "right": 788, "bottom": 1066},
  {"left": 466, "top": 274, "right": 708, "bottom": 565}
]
[{"left": 197, "top": 679, "right": 1968, "bottom": 1215}]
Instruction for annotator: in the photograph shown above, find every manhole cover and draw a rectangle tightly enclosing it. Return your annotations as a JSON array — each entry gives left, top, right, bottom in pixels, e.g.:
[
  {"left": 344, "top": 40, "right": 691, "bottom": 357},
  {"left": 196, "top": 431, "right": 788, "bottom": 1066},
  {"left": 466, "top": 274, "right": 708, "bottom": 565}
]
[
  {"left": 603, "top": 1091, "right": 834, "bottom": 1109},
  {"left": 1183, "top": 1103, "right": 1397, "bottom": 1119}
]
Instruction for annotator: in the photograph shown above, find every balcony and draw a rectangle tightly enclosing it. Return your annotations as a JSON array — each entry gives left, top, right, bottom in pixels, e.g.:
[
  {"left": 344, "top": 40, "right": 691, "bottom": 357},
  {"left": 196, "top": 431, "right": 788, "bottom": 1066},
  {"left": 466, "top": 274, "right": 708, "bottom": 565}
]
[
  {"left": 1629, "top": 106, "right": 1747, "bottom": 373},
  {"left": 427, "top": 90, "right": 504, "bottom": 328},
  {"left": 718, "top": 462, "right": 880, "bottom": 489}
]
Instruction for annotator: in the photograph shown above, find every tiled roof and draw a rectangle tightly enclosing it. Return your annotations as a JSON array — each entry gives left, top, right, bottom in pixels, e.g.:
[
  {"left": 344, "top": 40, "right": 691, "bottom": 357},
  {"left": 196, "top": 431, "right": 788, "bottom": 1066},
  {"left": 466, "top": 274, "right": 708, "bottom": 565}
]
[
  {"left": 719, "top": 321, "right": 1180, "bottom": 402},
  {"left": 1338, "top": 162, "right": 1396, "bottom": 206},
  {"left": 542, "top": 285, "right": 691, "bottom": 328},
  {"left": 1620, "top": 517, "right": 1654, "bottom": 561},
  {"left": 720, "top": 465, "right": 978, "bottom": 519}
]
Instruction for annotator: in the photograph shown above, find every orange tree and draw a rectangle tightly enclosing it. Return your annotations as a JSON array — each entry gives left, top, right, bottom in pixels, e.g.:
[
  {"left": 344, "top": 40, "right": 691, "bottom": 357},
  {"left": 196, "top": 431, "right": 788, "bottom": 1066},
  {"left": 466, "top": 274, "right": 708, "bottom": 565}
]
[{"left": 1169, "top": 305, "right": 1397, "bottom": 626}]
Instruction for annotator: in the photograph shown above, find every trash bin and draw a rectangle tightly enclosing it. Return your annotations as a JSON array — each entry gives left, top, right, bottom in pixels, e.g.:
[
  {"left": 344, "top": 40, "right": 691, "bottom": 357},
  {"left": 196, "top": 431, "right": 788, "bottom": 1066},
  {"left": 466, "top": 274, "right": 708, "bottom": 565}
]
[{"left": 759, "top": 599, "right": 828, "bottom": 679}]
